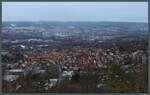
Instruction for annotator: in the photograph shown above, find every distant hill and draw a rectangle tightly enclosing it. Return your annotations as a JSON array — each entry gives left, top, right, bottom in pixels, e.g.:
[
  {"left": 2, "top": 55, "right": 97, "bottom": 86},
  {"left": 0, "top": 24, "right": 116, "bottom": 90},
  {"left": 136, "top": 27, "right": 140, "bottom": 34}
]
[{"left": 2, "top": 21, "right": 148, "bottom": 28}]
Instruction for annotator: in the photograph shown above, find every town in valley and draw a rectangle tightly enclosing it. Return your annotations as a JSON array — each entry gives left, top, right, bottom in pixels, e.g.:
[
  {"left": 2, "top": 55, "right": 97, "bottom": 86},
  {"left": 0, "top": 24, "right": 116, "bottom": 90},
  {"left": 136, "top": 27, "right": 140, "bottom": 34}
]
[{"left": 2, "top": 21, "right": 148, "bottom": 93}]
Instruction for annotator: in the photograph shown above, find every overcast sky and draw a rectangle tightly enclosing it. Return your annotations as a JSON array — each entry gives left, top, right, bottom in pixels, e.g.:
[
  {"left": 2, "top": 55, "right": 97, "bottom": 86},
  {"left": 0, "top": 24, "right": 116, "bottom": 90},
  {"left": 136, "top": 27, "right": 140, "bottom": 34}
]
[{"left": 2, "top": 2, "right": 148, "bottom": 22}]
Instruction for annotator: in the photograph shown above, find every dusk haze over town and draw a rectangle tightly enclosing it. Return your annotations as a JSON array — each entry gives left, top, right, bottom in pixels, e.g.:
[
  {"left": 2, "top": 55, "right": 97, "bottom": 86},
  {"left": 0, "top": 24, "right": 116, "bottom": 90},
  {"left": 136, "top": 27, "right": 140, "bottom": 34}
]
[{"left": 1, "top": 2, "right": 148, "bottom": 93}]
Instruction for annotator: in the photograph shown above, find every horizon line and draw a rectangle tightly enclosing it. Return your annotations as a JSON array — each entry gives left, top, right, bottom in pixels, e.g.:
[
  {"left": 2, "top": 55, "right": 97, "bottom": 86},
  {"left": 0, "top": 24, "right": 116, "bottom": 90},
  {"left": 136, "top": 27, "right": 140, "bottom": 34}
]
[{"left": 2, "top": 20, "right": 148, "bottom": 23}]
